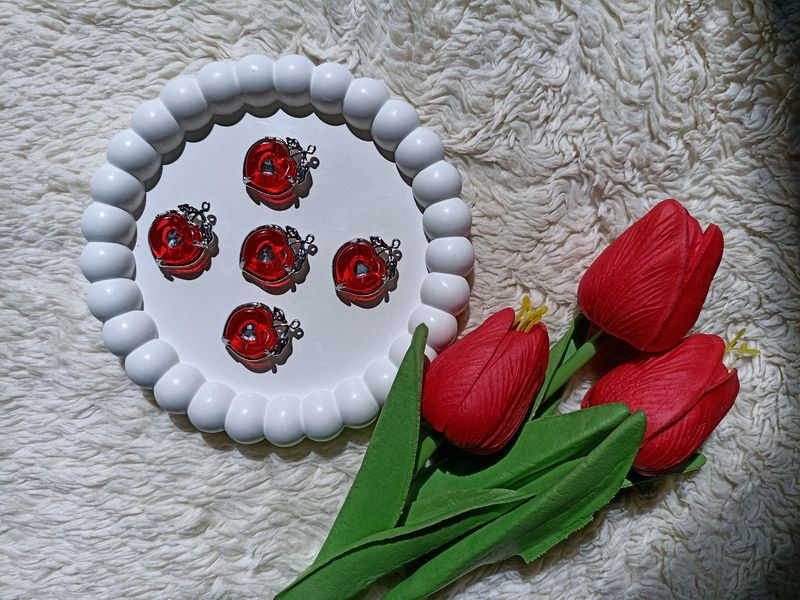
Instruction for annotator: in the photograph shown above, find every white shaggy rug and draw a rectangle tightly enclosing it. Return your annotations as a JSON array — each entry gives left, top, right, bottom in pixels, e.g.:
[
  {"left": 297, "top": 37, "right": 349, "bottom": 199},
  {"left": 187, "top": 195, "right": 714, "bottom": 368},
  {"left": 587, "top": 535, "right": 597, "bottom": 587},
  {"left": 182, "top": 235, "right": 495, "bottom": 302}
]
[{"left": 1, "top": 1, "right": 798, "bottom": 598}]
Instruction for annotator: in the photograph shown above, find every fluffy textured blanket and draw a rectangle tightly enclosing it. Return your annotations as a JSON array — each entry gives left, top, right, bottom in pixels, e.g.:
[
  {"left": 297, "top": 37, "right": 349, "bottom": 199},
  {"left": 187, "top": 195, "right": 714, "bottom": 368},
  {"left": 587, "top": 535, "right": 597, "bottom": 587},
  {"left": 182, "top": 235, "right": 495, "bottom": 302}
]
[{"left": 1, "top": 0, "right": 798, "bottom": 598}]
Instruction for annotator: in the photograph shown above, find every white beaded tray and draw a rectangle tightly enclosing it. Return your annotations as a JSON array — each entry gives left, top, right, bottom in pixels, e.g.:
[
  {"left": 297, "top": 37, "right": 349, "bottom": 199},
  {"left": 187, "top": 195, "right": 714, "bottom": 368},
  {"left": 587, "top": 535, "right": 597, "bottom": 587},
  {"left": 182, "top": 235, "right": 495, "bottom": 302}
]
[{"left": 80, "top": 55, "right": 473, "bottom": 446}]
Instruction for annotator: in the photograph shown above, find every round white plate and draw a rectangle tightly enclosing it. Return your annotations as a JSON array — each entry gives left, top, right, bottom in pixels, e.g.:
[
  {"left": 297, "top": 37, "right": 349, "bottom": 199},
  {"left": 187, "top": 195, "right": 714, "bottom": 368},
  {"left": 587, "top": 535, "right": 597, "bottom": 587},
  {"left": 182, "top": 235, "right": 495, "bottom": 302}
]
[{"left": 80, "top": 55, "right": 473, "bottom": 446}]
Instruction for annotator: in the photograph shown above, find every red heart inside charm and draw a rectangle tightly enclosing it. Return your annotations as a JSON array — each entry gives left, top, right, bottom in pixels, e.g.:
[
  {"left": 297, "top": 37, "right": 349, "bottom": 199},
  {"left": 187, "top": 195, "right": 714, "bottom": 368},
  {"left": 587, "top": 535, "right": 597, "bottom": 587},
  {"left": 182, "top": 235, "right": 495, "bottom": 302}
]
[
  {"left": 244, "top": 138, "right": 298, "bottom": 196},
  {"left": 240, "top": 226, "right": 296, "bottom": 285},
  {"left": 223, "top": 304, "right": 279, "bottom": 362},
  {"left": 333, "top": 240, "right": 388, "bottom": 301},
  {"left": 148, "top": 212, "right": 205, "bottom": 268}
]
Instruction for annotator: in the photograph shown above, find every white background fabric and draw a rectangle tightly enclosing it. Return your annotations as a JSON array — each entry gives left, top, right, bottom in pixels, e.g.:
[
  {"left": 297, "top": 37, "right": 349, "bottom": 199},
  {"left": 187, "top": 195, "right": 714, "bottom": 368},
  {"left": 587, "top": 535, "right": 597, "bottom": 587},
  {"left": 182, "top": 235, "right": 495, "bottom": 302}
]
[{"left": 1, "top": 1, "right": 798, "bottom": 598}]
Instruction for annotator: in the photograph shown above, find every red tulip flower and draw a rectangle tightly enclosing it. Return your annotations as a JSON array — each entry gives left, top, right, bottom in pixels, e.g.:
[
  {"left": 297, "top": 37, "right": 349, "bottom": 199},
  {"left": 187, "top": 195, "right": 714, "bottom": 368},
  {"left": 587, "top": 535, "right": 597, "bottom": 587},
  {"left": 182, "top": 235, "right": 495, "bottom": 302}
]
[
  {"left": 578, "top": 199, "right": 723, "bottom": 352},
  {"left": 421, "top": 299, "right": 550, "bottom": 455},
  {"left": 581, "top": 333, "right": 740, "bottom": 476}
]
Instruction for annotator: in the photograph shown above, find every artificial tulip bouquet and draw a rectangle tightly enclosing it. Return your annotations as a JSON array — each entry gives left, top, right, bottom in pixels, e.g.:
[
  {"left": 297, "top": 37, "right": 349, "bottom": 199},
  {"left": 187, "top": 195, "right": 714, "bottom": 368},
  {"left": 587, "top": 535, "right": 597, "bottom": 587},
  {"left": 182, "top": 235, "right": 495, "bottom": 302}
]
[{"left": 277, "top": 200, "right": 758, "bottom": 599}]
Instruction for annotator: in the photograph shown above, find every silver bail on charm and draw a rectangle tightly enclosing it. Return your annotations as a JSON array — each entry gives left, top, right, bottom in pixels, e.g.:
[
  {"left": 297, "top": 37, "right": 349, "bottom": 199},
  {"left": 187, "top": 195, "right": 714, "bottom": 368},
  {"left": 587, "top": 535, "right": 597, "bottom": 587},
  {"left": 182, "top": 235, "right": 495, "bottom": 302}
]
[{"left": 177, "top": 201, "right": 217, "bottom": 244}]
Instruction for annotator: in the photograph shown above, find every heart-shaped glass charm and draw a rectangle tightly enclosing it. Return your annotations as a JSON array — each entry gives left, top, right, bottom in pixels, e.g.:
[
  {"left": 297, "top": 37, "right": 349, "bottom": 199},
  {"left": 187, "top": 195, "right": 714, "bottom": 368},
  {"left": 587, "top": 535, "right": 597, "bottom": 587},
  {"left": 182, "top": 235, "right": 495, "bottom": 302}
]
[
  {"left": 243, "top": 137, "right": 319, "bottom": 207},
  {"left": 222, "top": 303, "right": 301, "bottom": 367},
  {"left": 333, "top": 236, "right": 401, "bottom": 304},
  {"left": 240, "top": 225, "right": 314, "bottom": 292},
  {"left": 148, "top": 202, "right": 216, "bottom": 279}
]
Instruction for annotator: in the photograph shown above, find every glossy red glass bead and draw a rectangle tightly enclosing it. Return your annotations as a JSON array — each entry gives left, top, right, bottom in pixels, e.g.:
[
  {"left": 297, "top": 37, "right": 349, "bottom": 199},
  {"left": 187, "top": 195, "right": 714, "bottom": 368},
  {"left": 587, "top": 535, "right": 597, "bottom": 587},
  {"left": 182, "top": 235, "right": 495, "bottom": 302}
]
[
  {"left": 149, "top": 212, "right": 204, "bottom": 266},
  {"left": 240, "top": 226, "right": 297, "bottom": 286},
  {"left": 244, "top": 138, "right": 298, "bottom": 196},
  {"left": 223, "top": 304, "right": 279, "bottom": 362},
  {"left": 333, "top": 239, "right": 389, "bottom": 302},
  {"left": 148, "top": 210, "right": 212, "bottom": 278}
]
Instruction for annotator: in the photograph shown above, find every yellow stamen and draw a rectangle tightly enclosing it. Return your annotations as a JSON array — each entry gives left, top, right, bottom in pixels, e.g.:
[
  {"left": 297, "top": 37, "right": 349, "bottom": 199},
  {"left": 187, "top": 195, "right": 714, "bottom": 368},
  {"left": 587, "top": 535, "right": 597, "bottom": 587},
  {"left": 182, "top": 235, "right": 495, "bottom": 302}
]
[
  {"left": 513, "top": 295, "right": 532, "bottom": 328},
  {"left": 513, "top": 296, "right": 548, "bottom": 332},
  {"left": 724, "top": 328, "right": 747, "bottom": 353},
  {"left": 723, "top": 328, "right": 761, "bottom": 368}
]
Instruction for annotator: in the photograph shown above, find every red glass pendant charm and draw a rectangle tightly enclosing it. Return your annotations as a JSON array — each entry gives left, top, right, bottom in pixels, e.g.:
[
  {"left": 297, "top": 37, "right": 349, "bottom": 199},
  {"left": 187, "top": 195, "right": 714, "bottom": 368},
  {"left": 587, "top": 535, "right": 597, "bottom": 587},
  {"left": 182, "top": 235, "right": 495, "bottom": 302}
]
[
  {"left": 148, "top": 202, "right": 216, "bottom": 279},
  {"left": 333, "top": 236, "right": 401, "bottom": 305},
  {"left": 243, "top": 137, "right": 319, "bottom": 208},
  {"left": 222, "top": 303, "right": 301, "bottom": 370},
  {"left": 240, "top": 225, "right": 315, "bottom": 293}
]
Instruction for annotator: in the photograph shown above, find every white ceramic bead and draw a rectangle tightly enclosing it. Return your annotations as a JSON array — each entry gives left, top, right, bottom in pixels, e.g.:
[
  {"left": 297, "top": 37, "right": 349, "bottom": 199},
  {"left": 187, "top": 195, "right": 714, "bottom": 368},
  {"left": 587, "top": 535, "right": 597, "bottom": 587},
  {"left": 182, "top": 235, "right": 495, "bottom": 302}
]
[
  {"left": 197, "top": 61, "right": 242, "bottom": 115},
  {"left": 160, "top": 76, "right": 211, "bottom": 131},
  {"left": 264, "top": 395, "right": 305, "bottom": 447},
  {"left": 363, "top": 359, "right": 399, "bottom": 407},
  {"left": 395, "top": 127, "right": 445, "bottom": 178},
  {"left": 236, "top": 54, "right": 276, "bottom": 107},
  {"left": 389, "top": 333, "right": 438, "bottom": 368},
  {"left": 225, "top": 393, "right": 267, "bottom": 444},
  {"left": 420, "top": 273, "right": 470, "bottom": 315},
  {"left": 106, "top": 129, "right": 161, "bottom": 182},
  {"left": 188, "top": 382, "right": 235, "bottom": 433},
  {"left": 423, "top": 197, "right": 472, "bottom": 239},
  {"left": 87, "top": 278, "right": 143, "bottom": 322},
  {"left": 301, "top": 391, "right": 343, "bottom": 442},
  {"left": 342, "top": 78, "right": 389, "bottom": 131},
  {"left": 408, "top": 305, "right": 458, "bottom": 351},
  {"left": 309, "top": 62, "right": 353, "bottom": 114},
  {"left": 102, "top": 310, "right": 158, "bottom": 357},
  {"left": 131, "top": 98, "right": 183, "bottom": 155},
  {"left": 274, "top": 54, "right": 314, "bottom": 107},
  {"left": 153, "top": 363, "right": 205, "bottom": 413},
  {"left": 371, "top": 100, "right": 420, "bottom": 152},
  {"left": 81, "top": 202, "right": 137, "bottom": 246},
  {"left": 334, "top": 378, "right": 379, "bottom": 427},
  {"left": 90, "top": 164, "right": 145, "bottom": 213},
  {"left": 425, "top": 237, "right": 475, "bottom": 276},
  {"left": 124, "top": 339, "right": 179, "bottom": 388},
  {"left": 80, "top": 242, "right": 136, "bottom": 282},
  {"left": 412, "top": 160, "right": 462, "bottom": 208}
]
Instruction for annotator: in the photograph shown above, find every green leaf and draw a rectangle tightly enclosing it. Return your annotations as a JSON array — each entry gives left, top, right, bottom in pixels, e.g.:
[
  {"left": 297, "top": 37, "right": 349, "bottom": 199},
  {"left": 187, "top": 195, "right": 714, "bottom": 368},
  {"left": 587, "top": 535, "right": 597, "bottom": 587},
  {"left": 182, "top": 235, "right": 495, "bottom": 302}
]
[
  {"left": 402, "top": 488, "right": 528, "bottom": 526},
  {"left": 276, "top": 462, "right": 583, "bottom": 600},
  {"left": 517, "top": 412, "right": 645, "bottom": 564},
  {"left": 412, "top": 404, "right": 631, "bottom": 501},
  {"left": 405, "top": 458, "right": 581, "bottom": 526},
  {"left": 385, "top": 411, "right": 647, "bottom": 599},
  {"left": 622, "top": 452, "right": 707, "bottom": 488},
  {"left": 530, "top": 316, "right": 578, "bottom": 416},
  {"left": 312, "top": 324, "right": 428, "bottom": 565},
  {"left": 680, "top": 452, "right": 707, "bottom": 472},
  {"left": 275, "top": 503, "right": 507, "bottom": 600}
]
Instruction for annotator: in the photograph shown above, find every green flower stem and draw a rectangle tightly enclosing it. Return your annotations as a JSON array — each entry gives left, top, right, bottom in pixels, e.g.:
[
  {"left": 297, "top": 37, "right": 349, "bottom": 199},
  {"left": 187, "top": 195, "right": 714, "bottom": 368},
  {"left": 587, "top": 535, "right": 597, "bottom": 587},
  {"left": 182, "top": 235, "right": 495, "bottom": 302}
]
[
  {"left": 529, "top": 315, "right": 579, "bottom": 416},
  {"left": 542, "top": 328, "right": 603, "bottom": 402}
]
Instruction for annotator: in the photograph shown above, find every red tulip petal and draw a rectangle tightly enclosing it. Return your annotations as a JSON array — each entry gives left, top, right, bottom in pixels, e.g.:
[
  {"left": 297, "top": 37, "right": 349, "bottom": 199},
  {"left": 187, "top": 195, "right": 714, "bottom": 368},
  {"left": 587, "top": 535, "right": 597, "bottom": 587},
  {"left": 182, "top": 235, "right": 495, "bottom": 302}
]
[
  {"left": 633, "top": 368, "right": 739, "bottom": 475},
  {"left": 582, "top": 334, "right": 726, "bottom": 441},
  {"left": 646, "top": 223, "right": 723, "bottom": 351},
  {"left": 577, "top": 199, "right": 690, "bottom": 351},
  {"left": 708, "top": 357, "right": 732, "bottom": 387},
  {"left": 478, "top": 325, "right": 550, "bottom": 452},
  {"left": 444, "top": 325, "right": 549, "bottom": 454},
  {"left": 421, "top": 308, "right": 515, "bottom": 432}
]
